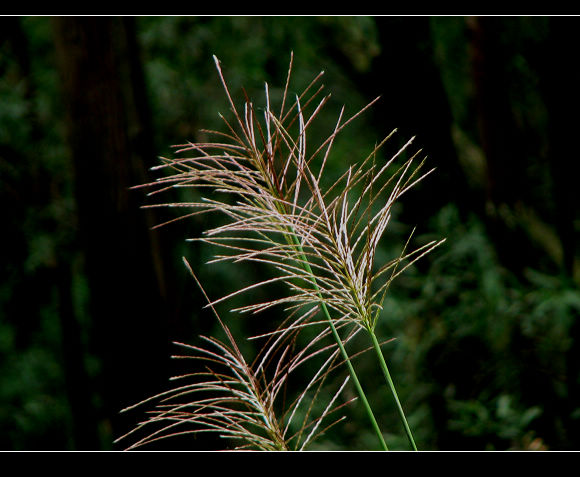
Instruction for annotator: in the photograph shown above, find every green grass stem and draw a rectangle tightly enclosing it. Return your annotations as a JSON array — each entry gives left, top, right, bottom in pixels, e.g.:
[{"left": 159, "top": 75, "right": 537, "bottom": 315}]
[
  {"left": 291, "top": 236, "right": 388, "bottom": 451},
  {"left": 368, "top": 330, "right": 418, "bottom": 450}
]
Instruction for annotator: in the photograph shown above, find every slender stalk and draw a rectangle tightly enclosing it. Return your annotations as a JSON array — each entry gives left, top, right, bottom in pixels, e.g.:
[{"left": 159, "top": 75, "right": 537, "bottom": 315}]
[
  {"left": 368, "top": 330, "right": 417, "bottom": 451},
  {"left": 291, "top": 235, "right": 388, "bottom": 451}
]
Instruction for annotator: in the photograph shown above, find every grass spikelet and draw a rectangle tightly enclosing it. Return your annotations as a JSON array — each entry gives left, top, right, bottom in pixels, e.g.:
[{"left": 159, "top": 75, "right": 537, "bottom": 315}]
[
  {"left": 125, "top": 53, "right": 445, "bottom": 451},
  {"left": 115, "top": 258, "right": 354, "bottom": 451}
]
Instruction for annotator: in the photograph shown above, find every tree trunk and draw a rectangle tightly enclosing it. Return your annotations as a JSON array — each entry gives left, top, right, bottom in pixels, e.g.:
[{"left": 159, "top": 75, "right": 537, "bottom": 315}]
[
  {"left": 467, "top": 16, "right": 541, "bottom": 275},
  {"left": 539, "top": 18, "right": 580, "bottom": 279},
  {"left": 538, "top": 16, "right": 580, "bottom": 449},
  {"left": 321, "top": 17, "right": 474, "bottom": 225},
  {"left": 52, "top": 16, "right": 172, "bottom": 447}
]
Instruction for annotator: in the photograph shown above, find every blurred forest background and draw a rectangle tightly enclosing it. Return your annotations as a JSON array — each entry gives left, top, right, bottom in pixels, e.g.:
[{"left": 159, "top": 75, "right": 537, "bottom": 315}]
[{"left": 1, "top": 15, "right": 579, "bottom": 451}]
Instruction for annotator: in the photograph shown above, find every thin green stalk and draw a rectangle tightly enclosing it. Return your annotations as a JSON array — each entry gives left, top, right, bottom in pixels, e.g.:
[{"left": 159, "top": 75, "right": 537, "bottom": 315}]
[
  {"left": 368, "top": 330, "right": 418, "bottom": 451},
  {"left": 291, "top": 236, "right": 388, "bottom": 451}
]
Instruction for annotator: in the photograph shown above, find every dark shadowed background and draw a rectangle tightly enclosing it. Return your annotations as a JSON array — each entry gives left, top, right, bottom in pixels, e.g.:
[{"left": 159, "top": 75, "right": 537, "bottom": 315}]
[{"left": 1, "top": 15, "right": 579, "bottom": 451}]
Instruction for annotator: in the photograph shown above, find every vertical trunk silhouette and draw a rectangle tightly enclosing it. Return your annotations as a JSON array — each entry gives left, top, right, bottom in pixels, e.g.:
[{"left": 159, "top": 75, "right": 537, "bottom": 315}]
[
  {"left": 53, "top": 16, "right": 172, "bottom": 447},
  {"left": 539, "top": 17, "right": 579, "bottom": 279},
  {"left": 538, "top": 17, "right": 580, "bottom": 449},
  {"left": 469, "top": 16, "right": 580, "bottom": 448},
  {"left": 321, "top": 17, "right": 473, "bottom": 225},
  {"left": 1, "top": 17, "right": 101, "bottom": 448},
  {"left": 469, "top": 17, "right": 522, "bottom": 210},
  {"left": 468, "top": 16, "right": 538, "bottom": 275}
]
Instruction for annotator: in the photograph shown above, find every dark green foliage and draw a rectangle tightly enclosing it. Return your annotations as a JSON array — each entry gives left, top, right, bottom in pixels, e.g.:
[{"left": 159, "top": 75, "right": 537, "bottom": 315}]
[{"left": 1, "top": 16, "right": 578, "bottom": 450}]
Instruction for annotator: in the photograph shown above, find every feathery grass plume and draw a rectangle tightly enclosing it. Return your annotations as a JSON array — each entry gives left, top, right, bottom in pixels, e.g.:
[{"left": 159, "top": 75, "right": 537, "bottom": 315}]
[
  {"left": 115, "top": 258, "right": 359, "bottom": 451},
  {"left": 135, "top": 53, "right": 445, "bottom": 450}
]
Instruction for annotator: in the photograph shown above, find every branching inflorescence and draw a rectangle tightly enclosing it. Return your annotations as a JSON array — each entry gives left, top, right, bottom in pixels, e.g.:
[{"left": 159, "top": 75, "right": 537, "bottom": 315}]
[{"left": 118, "top": 53, "right": 445, "bottom": 451}]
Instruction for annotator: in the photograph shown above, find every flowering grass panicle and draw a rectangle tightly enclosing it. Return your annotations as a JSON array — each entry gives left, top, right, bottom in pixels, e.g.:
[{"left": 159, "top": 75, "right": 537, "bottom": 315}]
[{"left": 118, "top": 53, "right": 445, "bottom": 451}]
